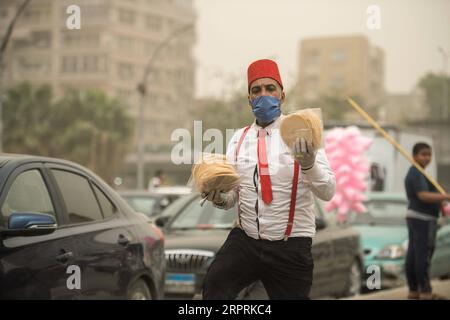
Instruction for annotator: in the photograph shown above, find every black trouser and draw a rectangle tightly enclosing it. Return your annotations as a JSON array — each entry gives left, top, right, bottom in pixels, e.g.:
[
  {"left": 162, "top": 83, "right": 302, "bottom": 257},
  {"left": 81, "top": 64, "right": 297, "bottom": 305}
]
[
  {"left": 202, "top": 227, "right": 314, "bottom": 300},
  {"left": 405, "top": 217, "right": 437, "bottom": 293}
]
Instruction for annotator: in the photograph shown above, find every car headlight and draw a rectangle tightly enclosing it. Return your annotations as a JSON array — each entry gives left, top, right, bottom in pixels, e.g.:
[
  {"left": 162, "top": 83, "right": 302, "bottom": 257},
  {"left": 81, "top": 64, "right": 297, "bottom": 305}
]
[{"left": 376, "top": 244, "right": 406, "bottom": 259}]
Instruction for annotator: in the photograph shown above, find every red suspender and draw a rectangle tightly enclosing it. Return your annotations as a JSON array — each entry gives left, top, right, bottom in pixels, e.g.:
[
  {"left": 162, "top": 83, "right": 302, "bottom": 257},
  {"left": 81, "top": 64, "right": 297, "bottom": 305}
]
[
  {"left": 234, "top": 125, "right": 300, "bottom": 241},
  {"left": 284, "top": 161, "right": 300, "bottom": 241},
  {"left": 235, "top": 126, "right": 251, "bottom": 227},
  {"left": 235, "top": 126, "right": 251, "bottom": 162}
]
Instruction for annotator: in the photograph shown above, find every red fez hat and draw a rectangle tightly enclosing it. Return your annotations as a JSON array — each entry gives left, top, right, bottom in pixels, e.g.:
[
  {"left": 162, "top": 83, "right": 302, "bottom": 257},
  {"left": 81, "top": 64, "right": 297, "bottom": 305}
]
[{"left": 247, "top": 59, "right": 283, "bottom": 92}]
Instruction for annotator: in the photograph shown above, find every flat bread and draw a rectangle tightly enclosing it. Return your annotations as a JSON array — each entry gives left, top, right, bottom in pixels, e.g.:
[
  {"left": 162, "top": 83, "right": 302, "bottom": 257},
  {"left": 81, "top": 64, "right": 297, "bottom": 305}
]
[
  {"left": 192, "top": 153, "right": 239, "bottom": 194},
  {"left": 280, "top": 109, "right": 323, "bottom": 150}
]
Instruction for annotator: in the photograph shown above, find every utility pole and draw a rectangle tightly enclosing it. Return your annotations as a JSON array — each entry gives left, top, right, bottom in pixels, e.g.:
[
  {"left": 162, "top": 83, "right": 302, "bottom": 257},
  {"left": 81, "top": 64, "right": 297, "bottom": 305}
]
[
  {"left": 136, "top": 23, "right": 194, "bottom": 190},
  {"left": 438, "top": 46, "right": 449, "bottom": 121}
]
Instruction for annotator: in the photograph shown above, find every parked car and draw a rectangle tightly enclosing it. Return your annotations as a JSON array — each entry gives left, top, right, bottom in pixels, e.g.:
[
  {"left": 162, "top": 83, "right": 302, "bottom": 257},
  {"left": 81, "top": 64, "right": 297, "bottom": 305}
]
[
  {"left": 119, "top": 187, "right": 191, "bottom": 220},
  {"left": 156, "top": 194, "right": 364, "bottom": 299},
  {"left": 151, "top": 186, "right": 191, "bottom": 198},
  {"left": 348, "top": 192, "right": 450, "bottom": 289},
  {"left": 0, "top": 154, "right": 165, "bottom": 299},
  {"left": 119, "top": 191, "right": 172, "bottom": 219}
]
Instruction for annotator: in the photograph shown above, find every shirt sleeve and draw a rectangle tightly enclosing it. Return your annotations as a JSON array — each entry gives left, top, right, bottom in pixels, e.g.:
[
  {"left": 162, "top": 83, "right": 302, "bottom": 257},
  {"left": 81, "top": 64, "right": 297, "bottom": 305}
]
[
  {"left": 301, "top": 148, "right": 336, "bottom": 201},
  {"left": 214, "top": 129, "right": 243, "bottom": 210}
]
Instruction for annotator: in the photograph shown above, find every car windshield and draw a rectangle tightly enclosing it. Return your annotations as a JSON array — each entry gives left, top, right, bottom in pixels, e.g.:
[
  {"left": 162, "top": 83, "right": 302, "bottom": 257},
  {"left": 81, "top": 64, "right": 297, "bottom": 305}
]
[
  {"left": 170, "top": 197, "right": 236, "bottom": 230},
  {"left": 124, "top": 196, "right": 158, "bottom": 217},
  {"left": 349, "top": 199, "right": 407, "bottom": 226}
]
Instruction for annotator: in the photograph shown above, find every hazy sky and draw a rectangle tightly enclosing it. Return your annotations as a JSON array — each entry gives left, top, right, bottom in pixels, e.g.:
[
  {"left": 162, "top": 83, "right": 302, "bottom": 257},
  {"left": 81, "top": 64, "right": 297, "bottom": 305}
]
[{"left": 193, "top": 0, "right": 450, "bottom": 98}]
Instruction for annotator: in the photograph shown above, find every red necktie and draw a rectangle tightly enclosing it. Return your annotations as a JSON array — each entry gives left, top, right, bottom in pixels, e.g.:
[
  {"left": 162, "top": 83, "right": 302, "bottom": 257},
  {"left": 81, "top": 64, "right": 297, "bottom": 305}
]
[{"left": 257, "top": 128, "right": 273, "bottom": 205}]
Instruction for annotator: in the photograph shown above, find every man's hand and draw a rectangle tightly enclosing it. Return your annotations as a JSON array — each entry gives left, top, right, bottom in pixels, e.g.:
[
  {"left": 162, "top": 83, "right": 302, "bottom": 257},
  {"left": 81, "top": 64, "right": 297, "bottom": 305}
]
[
  {"left": 293, "top": 137, "right": 317, "bottom": 170},
  {"left": 201, "top": 190, "right": 227, "bottom": 207}
]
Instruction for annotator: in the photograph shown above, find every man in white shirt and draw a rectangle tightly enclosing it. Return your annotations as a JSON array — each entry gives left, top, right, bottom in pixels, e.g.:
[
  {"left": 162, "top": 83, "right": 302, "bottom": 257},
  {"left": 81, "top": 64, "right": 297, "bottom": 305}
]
[{"left": 202, "top": 59, "right": 336, "bottom": 300}]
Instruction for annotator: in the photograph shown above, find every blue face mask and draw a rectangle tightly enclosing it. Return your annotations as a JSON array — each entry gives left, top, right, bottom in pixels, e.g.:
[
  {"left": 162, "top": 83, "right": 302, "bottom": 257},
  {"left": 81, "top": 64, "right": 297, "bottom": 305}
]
[{"left": 251, "top": 96, "right": 281, "bottom": 124}]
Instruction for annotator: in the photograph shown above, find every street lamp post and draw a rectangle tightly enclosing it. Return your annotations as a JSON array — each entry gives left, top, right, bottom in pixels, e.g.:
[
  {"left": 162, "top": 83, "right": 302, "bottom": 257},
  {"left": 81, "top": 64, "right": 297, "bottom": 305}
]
[
  {"left": 136, "top": 23, "right": 194, "bottom": 190},
  {"left": 438, "top": 46, "right": 449, "bottom": 121}
]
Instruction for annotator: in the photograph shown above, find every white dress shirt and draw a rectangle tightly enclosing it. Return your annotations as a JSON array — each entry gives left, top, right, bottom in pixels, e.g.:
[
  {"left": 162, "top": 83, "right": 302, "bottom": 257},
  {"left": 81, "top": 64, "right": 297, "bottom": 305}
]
[{"left": 221, "top": 115, "right": 336, "bottom": 240}]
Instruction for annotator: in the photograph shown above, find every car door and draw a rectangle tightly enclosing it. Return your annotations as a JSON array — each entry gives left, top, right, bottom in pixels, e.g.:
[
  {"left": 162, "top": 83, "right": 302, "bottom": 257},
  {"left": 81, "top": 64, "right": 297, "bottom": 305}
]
[
  {"left": 310, "top": 201, "right": 334, "bottom": 298},
  {"left": 47, "top": 165, "right": 135, "bottom": 299},
  {"left": 0, "top": 164, "right": 77, "bottom": 299},
  {"left": 431, "top": 216, "right": 450, "bottom": 278}
]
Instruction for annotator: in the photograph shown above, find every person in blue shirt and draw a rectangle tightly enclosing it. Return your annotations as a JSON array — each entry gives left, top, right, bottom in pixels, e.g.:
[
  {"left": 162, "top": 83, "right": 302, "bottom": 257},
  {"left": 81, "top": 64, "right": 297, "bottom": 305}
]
[{"left": 404, "top": 142, "right": 450, "bottom": 300}]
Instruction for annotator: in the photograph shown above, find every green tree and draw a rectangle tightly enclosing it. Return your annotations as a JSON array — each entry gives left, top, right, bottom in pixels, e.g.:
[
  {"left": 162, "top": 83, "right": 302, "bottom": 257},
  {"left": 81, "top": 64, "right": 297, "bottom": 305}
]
[
  {"left": 3, "top": 82, "right": 134, "bottom": 184},
  {"left": 52, "top": 90, "right": 134, "bottom": 184},
  {"left": 194, "top": 84, "right": 254, "bottom": 150},
  {"left": 3, "top": 82, "right": 54, "bottom": 155},
  {"left": 418, "top": 73, "right": 450, "bottom": 120}
]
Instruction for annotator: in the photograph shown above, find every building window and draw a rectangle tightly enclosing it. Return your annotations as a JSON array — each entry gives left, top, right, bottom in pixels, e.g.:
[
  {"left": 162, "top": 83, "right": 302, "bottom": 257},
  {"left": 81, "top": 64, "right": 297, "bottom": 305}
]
[
  {"left": 61, "top": 56, "right": 78, "bottom": 73},
  {"left": 331, "top": 50, "right": 346, "bottom": 62},
  {"left": 117, "top": 36, "right": 136, "bottom": 52},
  {"left": 306, "top": 49, "right": 320, "bottom": 65},
  {"left": 61, "top": 55, "right": 107, "bottom": 74},
  {"left": 118, "top": 8, "right": 135, "bottom": 25},
  {"left": 62, "top": 33, "right": 100, "bottom": 48},
  {"left": 330, "top": 75, "right": 346, "bottom": 89},
  {"left": 16, "top": 55, "right": 50, "bottom": 75},
  {"left": 306, "top": 75, "right": 319, "bottom": 91},
  {"left": 32, "top": 31, "right": 51, "bottom": 48},
  {"left": 22, "top": 9, "right": 43, "bottom": 23},
  {"left": 146, "top": 14, "right": 162, "bottom": 31},
  {"left": 118, "top": 63, "right": 135, "bottom": 79}
]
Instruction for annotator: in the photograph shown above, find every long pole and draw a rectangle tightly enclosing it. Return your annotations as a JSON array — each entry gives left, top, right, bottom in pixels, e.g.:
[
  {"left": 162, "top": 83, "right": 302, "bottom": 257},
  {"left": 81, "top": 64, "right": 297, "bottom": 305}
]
[
  {"left": 136, "top": 23, "right": 194, "bottom": 190},
  {"left": 347, "top": 97, "right": 447, "bottom": 195}
]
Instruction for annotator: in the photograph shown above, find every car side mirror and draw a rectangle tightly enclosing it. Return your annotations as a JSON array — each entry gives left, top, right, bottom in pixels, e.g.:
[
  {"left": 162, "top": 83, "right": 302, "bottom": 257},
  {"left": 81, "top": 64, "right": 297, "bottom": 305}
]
[
  {"left": 1, "top": 212, "right": 57, "bottom": 238},
  {"left": 155, "top": 215, "right": 170, "bottom": 228},
  {"left": 315, "top": 218, "right": 326, "bottom": 231}
]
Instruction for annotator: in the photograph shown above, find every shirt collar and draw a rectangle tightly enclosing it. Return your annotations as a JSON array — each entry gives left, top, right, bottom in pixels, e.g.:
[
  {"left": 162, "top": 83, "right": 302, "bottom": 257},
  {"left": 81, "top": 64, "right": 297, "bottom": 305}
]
[{"left": 252, "top": 114, "right": 285, "bottom": 136}]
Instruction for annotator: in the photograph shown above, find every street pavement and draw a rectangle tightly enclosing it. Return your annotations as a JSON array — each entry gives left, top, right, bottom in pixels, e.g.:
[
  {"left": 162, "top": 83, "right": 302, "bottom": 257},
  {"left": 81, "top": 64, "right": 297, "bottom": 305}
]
[{"left": 343, "top": 279, "right": 450, "bottom": 300}]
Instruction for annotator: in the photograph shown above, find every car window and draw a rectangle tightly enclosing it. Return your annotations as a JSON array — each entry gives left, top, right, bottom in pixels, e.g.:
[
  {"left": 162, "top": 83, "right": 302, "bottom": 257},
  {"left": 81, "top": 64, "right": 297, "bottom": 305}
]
[
  {"left": 1, "top": 169, "right": 56, "bottom": 227},
  {"left": 159, "top": 194, "right": 195, "bottom": 220},
  {"left": 349, "top": 200, "right": 407, "bottom": 225},
  {"left": 93, "top": 184, "right": 117, "bottom": 218},
  {"left": 170, "top": 197, "right": 236, "bottom": 230},
  {"left": 52, "top": 170, "right": 103, "bottom": 224},
  {"left": 125, "top": 196, "right": 158, "bottom": 217}
]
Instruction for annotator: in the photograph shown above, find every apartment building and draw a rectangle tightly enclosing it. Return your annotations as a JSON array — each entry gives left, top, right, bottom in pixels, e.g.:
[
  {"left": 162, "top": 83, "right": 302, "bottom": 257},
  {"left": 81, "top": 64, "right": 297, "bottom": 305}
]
[
  {"left": 296, "top": 35, "right": 385, "bottom": 114},
  {"left": 0, "top": 0, "right": 196, "bottom": 170}
]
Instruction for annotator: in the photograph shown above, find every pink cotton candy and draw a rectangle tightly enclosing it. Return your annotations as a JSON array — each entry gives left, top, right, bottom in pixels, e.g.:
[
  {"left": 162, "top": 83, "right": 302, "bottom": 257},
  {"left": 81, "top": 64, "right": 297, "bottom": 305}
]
[{"left": 324, "top": 126, "right": 372, "bottom": 222}]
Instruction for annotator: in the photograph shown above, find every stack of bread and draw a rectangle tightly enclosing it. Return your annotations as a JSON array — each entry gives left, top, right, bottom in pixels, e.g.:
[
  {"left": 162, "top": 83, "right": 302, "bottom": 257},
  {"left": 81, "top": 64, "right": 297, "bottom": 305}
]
[{"left": 191, "top": 153, "right": 240, "bottom": 195}]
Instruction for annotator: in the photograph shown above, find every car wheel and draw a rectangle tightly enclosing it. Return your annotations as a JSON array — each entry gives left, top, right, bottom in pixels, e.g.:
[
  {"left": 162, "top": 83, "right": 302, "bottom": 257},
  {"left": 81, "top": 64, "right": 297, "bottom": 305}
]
[
  {"left": 344, "top": 260, "right": 362, "bottom": 297},
  {"left": 127, "top": 279, "right": 152, "bottom": 300}
]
